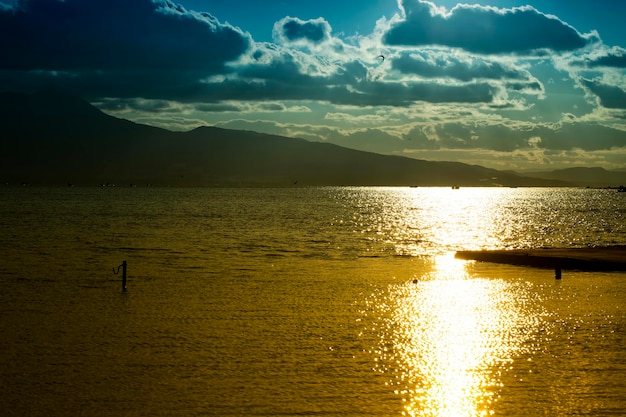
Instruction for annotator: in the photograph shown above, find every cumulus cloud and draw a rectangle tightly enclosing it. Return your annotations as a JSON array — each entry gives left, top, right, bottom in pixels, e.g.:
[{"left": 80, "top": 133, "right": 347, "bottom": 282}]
[
  {"left": 192, "top": 40, "right": 498, "bottom": 107},
  {"left": 0, "top": 0, "right": 623, "bottom": 171},
  {"left": 196, "top": 101, "right": 310, "bottom": 113},
  {"left": 196, "top": 68, "right": 496, "bottom": 107},
  {"left": 383, "top": 0, "right": 598, "bottom": 54},
  {"left": 0, "top": 0, "right": 602, "bottom": 109},
  {"left": 392, "top": 51, "right": 530, "bottom": 82},
  {"left": 273, "top": 16, "right": 332, "bottom": 46},
  {"left": 0, "top": 0, "right": 251, "bottom": 74},
  {"left": 575, "top": 47, "right": 626, "bottom": 68},
  {"left": 338, "top": 118, "right": 626, "bottom": 155},
  {"left": 581, "top": 79, "right": 626, "bottom": 109}
]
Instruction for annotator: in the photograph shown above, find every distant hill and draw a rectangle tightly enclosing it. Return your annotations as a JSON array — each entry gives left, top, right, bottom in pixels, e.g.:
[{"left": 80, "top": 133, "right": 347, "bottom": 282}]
[
  {"left": 0, "top": 90, "right": 573, "bottom": 187},
  {"left": 521, "top": 167, "right": 626, "bottom": 188}
]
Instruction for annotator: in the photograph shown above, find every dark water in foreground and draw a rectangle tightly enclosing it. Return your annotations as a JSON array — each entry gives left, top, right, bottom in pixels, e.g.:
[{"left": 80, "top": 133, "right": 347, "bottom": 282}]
[{"left": 1, "top": 187, "right": 625, "bottom": 416}]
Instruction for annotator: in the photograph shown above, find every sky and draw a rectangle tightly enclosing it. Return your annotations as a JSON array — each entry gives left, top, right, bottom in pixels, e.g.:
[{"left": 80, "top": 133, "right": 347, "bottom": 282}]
[{"left": 1, "top": 0, "right": 625, "bottom": 171}]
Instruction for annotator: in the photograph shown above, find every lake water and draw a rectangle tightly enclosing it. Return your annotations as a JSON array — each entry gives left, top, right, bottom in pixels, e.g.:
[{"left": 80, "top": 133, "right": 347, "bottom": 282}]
[{"left": 1, "top": 186, "right": 625, "bottom": 416}]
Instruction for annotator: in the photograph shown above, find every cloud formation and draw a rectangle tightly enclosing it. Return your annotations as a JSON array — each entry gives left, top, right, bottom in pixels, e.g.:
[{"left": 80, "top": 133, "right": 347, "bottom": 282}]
[
  {"left": 273, "top": 16, "right": 332, "bottom": 45},
  {"left": 0, "top": 0, "right": 250, "bottom": 71},
  {"left": 581, "top": 79, "right": 626, "bottom": 109},
  {"left": 0, "top": 0, "right": 603, "bottom": 107},
  {"left": 0, "top": 0, "right": 624, "bottom": 171},
  {"left": 392, "top": 51, "right": 530, "bottom": 82},
  {"left": 383, "top": 0, "right": 598, "bottom": 54},
  {"left": 577, "top": 47, "right": 626, "bottom": 68}
]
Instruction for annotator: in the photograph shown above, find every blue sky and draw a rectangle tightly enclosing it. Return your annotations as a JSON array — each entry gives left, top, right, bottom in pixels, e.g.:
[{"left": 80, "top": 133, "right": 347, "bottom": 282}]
[{"left": 1, "top": 0, "right": 625, "bottom": 171}]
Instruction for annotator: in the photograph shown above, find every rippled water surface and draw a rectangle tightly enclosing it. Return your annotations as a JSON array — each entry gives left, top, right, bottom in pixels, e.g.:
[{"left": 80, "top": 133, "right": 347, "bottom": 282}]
[{"left": 1, "top": 187, "right": 625, "bottom": 416}]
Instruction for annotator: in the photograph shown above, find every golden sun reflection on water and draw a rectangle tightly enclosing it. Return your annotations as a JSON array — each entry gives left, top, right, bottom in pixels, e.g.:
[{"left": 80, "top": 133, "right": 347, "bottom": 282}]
[
  {"left": 384, "top": 187, "right": 524, "bottom": 257},
  {"left": 373, "top": 254, "right": 536, "bottom": 417}
]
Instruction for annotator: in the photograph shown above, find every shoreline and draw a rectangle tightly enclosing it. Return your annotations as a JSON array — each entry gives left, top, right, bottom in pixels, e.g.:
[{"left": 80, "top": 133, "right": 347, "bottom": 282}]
[{"left": 455, "top": 246, "right": 626, "bottom": 272}]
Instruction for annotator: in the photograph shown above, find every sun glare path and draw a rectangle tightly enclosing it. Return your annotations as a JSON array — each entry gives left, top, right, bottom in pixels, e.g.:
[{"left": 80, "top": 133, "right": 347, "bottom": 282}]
[
  {"left": 371, "top": 254, "right": 536, "bottom": 417},
  {"left": 385, "top": 187, "right": 523, "bottom": 257}
]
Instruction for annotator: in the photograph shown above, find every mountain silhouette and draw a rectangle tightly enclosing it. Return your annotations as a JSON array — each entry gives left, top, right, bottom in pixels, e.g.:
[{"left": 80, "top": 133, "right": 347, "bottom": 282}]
[
  {"left": 0, "top": 90, "right": 574, "bottom": 187},
  {"left": 521, "top": 167, "right": 626, "bottom": 188}
]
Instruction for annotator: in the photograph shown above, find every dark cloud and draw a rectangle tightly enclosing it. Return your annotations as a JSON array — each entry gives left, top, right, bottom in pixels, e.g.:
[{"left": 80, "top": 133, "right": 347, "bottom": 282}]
[
  {"left": 348, "top": 80, "right": 495, "bottom": 106},
  {"left": 396, "top": 121, "right": 626, "bottom": 153},
  {"left": 240, "top": 53, "right": 318, "bottom": 86},
  {"left": 273, "top": 16, "right": 331, "bottom": 45},
  {"left": 506, "top": 81, "right": 543, "bottom": 92},
  {"left": 590, "top": 54, "right": 626, "bottom": 68},
  {"left": 581, "top": 79, "right": 626, "bottom": 109},
  {"left": 212, "top": 47, "right": 496, "bottom": 106},
  {"left": 258, "top": 102, "right": 287, "bottom": 111},
  {"left": 0, "top": 0, "right": 250, "bottom": 72},
  {"left": 0, "top": 68, "right": 214, "bottom": 101},
  {"left": 383, "top": 0, "right": 597, "bottom": 54},
  {"left": 198, "top": 58, "right": 495, "bottom": 107},
  {"left": 392, "top": 52, "right": 529, "bottom": 81},
  {"left": 0, "top": 0, "right": 613, "bottom": 120},
  {"left": 196, "top": 103, "right": 242, "bottom": 112},
  {"left": 95, "top": 97, "right": 181, "bottom": 113},
  {"left": 576, "top": 48, "right": 626, "bottom": 68}
]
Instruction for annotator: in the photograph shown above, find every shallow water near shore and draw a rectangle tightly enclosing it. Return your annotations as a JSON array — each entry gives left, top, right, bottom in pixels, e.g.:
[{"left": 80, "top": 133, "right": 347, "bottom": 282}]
[{"left": 1, "top": 186, "right": 625, "bottom": 416}]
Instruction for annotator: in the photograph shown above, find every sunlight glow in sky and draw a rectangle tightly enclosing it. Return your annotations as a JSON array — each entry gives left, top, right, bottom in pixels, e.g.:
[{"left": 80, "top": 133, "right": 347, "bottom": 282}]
[{"left": 0, "top": 0, "right": 624, "bottom": 170}]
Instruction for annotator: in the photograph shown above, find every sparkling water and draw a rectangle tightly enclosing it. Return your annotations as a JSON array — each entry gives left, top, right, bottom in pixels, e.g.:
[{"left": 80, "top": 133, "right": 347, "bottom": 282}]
[{"left": 1, "top": 187, "right": 625, "bottom": 416}]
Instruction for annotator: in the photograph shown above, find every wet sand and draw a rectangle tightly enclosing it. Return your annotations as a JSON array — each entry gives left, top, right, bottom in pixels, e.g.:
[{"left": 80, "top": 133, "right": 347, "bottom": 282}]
[{"left": 455, "top": 246, "right": 626, "bottom": 271}]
